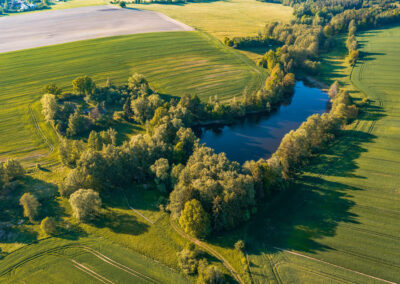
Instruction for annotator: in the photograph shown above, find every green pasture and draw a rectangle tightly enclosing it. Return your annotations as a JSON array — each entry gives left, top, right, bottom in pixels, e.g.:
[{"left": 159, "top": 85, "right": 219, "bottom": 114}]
[
  {"left": 0, "top": 31, "right": 266, "bottom": 164},
  {"left": 0, "top": 237, "right": 189, "bottom": 283},
  {"left": 220, "top": 25, "right": 400, "bottom": 283}
]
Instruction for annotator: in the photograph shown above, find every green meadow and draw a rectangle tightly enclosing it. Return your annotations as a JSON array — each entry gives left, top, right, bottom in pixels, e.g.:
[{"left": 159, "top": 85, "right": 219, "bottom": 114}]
[
  {"left": 131, "top": 0, "right": 293, "bottom": 40},
  {"left": 0, "top": 237, "right": 190, "bottom": 283},
  {"left": 0, "top": 31, "right": 266, "bottom": 165},
  {"left": 227, "top": 25, "right": 400, "bottom": 283}
]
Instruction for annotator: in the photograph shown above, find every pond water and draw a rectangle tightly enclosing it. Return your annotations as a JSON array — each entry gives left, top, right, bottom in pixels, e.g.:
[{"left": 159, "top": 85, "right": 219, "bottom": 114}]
[{"left": 194, "top": 81, "right": 329, "bottom": 163}]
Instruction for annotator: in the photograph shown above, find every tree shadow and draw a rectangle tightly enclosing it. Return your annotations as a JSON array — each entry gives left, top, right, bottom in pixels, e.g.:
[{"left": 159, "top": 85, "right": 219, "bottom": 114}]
[
  {"left": 307, "top": 129, "right": 375, "bottom": 178},
  {"left": 208, "top": 128, "right": 378, "bottom": 258},
  {"left": 57, "top": 222, "right": 88, "bottom": 241},
  {"left": 357, "top": 51, "right": 386, "bottom": 62},
  {"left": 92, "top": 208, "right": 149, "bottom": 236}
]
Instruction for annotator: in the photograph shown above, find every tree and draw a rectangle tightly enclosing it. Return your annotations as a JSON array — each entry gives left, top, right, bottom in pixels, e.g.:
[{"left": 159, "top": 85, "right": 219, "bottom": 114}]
[
  {"left": 150, "top": 158, "right": 170, "bottom": 192},
  {"left": 4, "top": 159, "right": 25, "bottom": 181},
  {"left": 128, "top": 73, "right": 149, "bottom": 93},
  {"left": 20, "top": 193, "right": 40, "bottom": 222},
  {"left": 69, "top": 189, "right": 101, "bottom": 222},
  {"left": 41, "top": 93, "right": 58, "bottom": 123},
  {"left": 179, "top": 199, "right": 210, "bottom": 238},
  {"left": 177, "top": 246, "right": 200, "bottom": 275},
  {"left": 72, "top": 76, "right": 96, "bottom": 97},
  {"left": 328, "top": 81, "right": 339, "bottom": 100},
  {"left": 197, "top": 260, "right": 224, "bottom": 284},
  {"left": 67, "top": 109, "right": 90, "bottom": 137},
  {"left": 234, "top": 240, "right": 245, "bottom": 252},
  {"left": 119, "top": 1, "right": 126, "bottom": 7},
  {"left": 40, "top": 217, "right": 57, "bottom": 235},
  {"left": 87, "top": 131, "right": 102, "bottom": 151},
  {"left": 42, "top": 83, "right": 62, "bottom": 97},
  {"left": 266, "top": 50, "right": 278, "bottom": 71}
]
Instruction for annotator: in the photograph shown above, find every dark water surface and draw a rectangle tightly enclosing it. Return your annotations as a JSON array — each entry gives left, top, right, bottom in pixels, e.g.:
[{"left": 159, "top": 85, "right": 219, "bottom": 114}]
[{"left": 195, "top": 81, "right": 329, "bottom": 163}]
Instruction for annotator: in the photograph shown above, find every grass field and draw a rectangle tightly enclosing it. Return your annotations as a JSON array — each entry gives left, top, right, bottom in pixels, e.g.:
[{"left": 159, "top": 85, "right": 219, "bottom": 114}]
[
  {"left": 0, "top": 237, "right": 190, "bottom": 283},
  {"left": 131, "top": 0, "right": 293, "bottom": 40},
  {"left": 0, "top": 31, "right": 266, "bottom": 165},
  {"left": 215, "top": 25, "right": 400, "bottom": 283}
]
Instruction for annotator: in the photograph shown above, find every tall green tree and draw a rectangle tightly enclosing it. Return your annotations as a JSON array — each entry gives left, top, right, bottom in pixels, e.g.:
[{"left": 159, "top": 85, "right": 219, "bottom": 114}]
[
  {"left": 179, "top": 199, "right": 210, "bottom": 238},
  {"left": 72, "top": 76, "right": 96, "bottom": 97}
]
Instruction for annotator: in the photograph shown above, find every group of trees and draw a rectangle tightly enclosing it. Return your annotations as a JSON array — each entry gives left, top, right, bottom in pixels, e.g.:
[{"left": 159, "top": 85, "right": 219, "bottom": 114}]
[
  {"left": 272, "top": 81, "right": 357, "bottom": 178},
  {"left": 177, "top": 244, "right": 224, "bottom": 283},
  {"left": 0, "top": 159, "right": 60, "bottom": 236},
  {"left": 262, "top": 0, "right": 400, "bottom": 32},
  {"left": 346, "top": 20, "right": 359, "bottom": 65},
  {"left": 171, "top": 146, "right": 257, "bottom": 236}
]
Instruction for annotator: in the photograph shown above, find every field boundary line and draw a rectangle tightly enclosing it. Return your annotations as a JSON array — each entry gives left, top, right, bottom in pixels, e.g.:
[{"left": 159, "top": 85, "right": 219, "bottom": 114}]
[
  {"left": 28, "top": 103, "right": 54, "bottom": 157},
  {"left": 170, "top": 217, "right": 245, "bottom": 284},
  {"left": 273, "top": 247, "right": 396, "bottom": 284},
  {"left": 82, "top": 246, "right": 158, "bottom": 283},
  {"left": 72, "top": 259, "right": 114, "bottom": 284}
]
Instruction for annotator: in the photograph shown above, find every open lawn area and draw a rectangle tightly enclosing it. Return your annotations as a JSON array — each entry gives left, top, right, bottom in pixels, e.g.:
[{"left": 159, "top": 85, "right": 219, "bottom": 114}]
[
  {"left": 0, "top": 31, "right": 266, "bottom": 165},
  {"left": 130, "top": 0, "right": 293, "bottom": 40},
  {"left": 218, "top": 25, "right": 400, "bottom": 283}
]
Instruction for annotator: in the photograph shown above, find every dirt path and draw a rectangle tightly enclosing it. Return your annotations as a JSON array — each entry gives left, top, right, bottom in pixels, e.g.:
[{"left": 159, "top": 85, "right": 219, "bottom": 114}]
[{"left": 0, "top": 5, "right": 193, "bottom": 53}]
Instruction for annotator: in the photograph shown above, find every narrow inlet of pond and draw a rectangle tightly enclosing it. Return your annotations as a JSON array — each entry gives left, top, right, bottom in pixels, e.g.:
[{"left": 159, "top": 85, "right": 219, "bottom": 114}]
[{"left": 194, "top": 81, "right": 330, "bottom": 163}]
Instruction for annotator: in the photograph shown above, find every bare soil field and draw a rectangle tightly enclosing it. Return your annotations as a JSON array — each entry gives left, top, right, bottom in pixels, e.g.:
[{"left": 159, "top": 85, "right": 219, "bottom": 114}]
[{"left": 0, "top": 5, "right": 193, "bottom": 53}]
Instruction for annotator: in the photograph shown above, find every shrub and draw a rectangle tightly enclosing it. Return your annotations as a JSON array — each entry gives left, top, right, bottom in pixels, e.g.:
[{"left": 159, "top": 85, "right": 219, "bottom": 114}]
[
  {"left": 20, "top": 193, "right": 40, "bottom": 222},
  {"left": 41, "top": 217, "right": 58, "bottom": 235},
  {"left": 234, "top": 240, "right": 245, "bottom": 252}
]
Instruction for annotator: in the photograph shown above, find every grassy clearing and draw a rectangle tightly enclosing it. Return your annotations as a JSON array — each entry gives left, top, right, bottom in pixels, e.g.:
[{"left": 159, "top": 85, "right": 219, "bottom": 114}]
[
  {"left": 211, "top": 25, "right": 400, "bottom": 283},
  {"left": 0, "top": 31, "right": 266, "bottom": 165},
  {"left": 130, "top": 0, "right": 293, "bottom": 40}
]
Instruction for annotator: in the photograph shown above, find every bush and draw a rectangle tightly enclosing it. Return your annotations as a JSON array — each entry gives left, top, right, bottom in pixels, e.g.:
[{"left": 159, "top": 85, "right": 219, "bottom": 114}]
[
  {"left": 234, "top": 240, "right": 245, "bottom": 252},
  {"left": 119, "top": 1, "right": 126, "bottom": 7},
  {"left": 41, "top": 217, "right": 58, "bottom": 235},
  {"left": 20, "top": 193, "right": 40, "bottom": 222},
  {"left": 197, "top": 260, "right": 224, "bottom": 284},
  {"left": 177, "top": 246, "right": 200, "bottom": 275}
]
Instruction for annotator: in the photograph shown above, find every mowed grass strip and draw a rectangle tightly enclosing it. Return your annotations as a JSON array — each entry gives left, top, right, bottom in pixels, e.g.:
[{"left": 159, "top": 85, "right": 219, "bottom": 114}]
[
  {"left": 239, "top": 26, "right": 400, "bottom": 283},
  {"left": 0, "top": 31, "right": 266, "bottom": 162}
]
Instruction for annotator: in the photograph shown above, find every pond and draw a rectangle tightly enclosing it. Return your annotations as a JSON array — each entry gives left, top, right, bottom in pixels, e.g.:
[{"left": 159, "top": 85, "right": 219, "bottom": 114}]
[{"left": 194, "top": 81, "right": 329, "bottom": 163}]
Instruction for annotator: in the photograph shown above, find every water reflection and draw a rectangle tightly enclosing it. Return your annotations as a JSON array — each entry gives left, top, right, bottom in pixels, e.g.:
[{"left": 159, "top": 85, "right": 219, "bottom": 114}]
[{"left": 194, "top": 81, "right": 329, "bottom": 163}]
